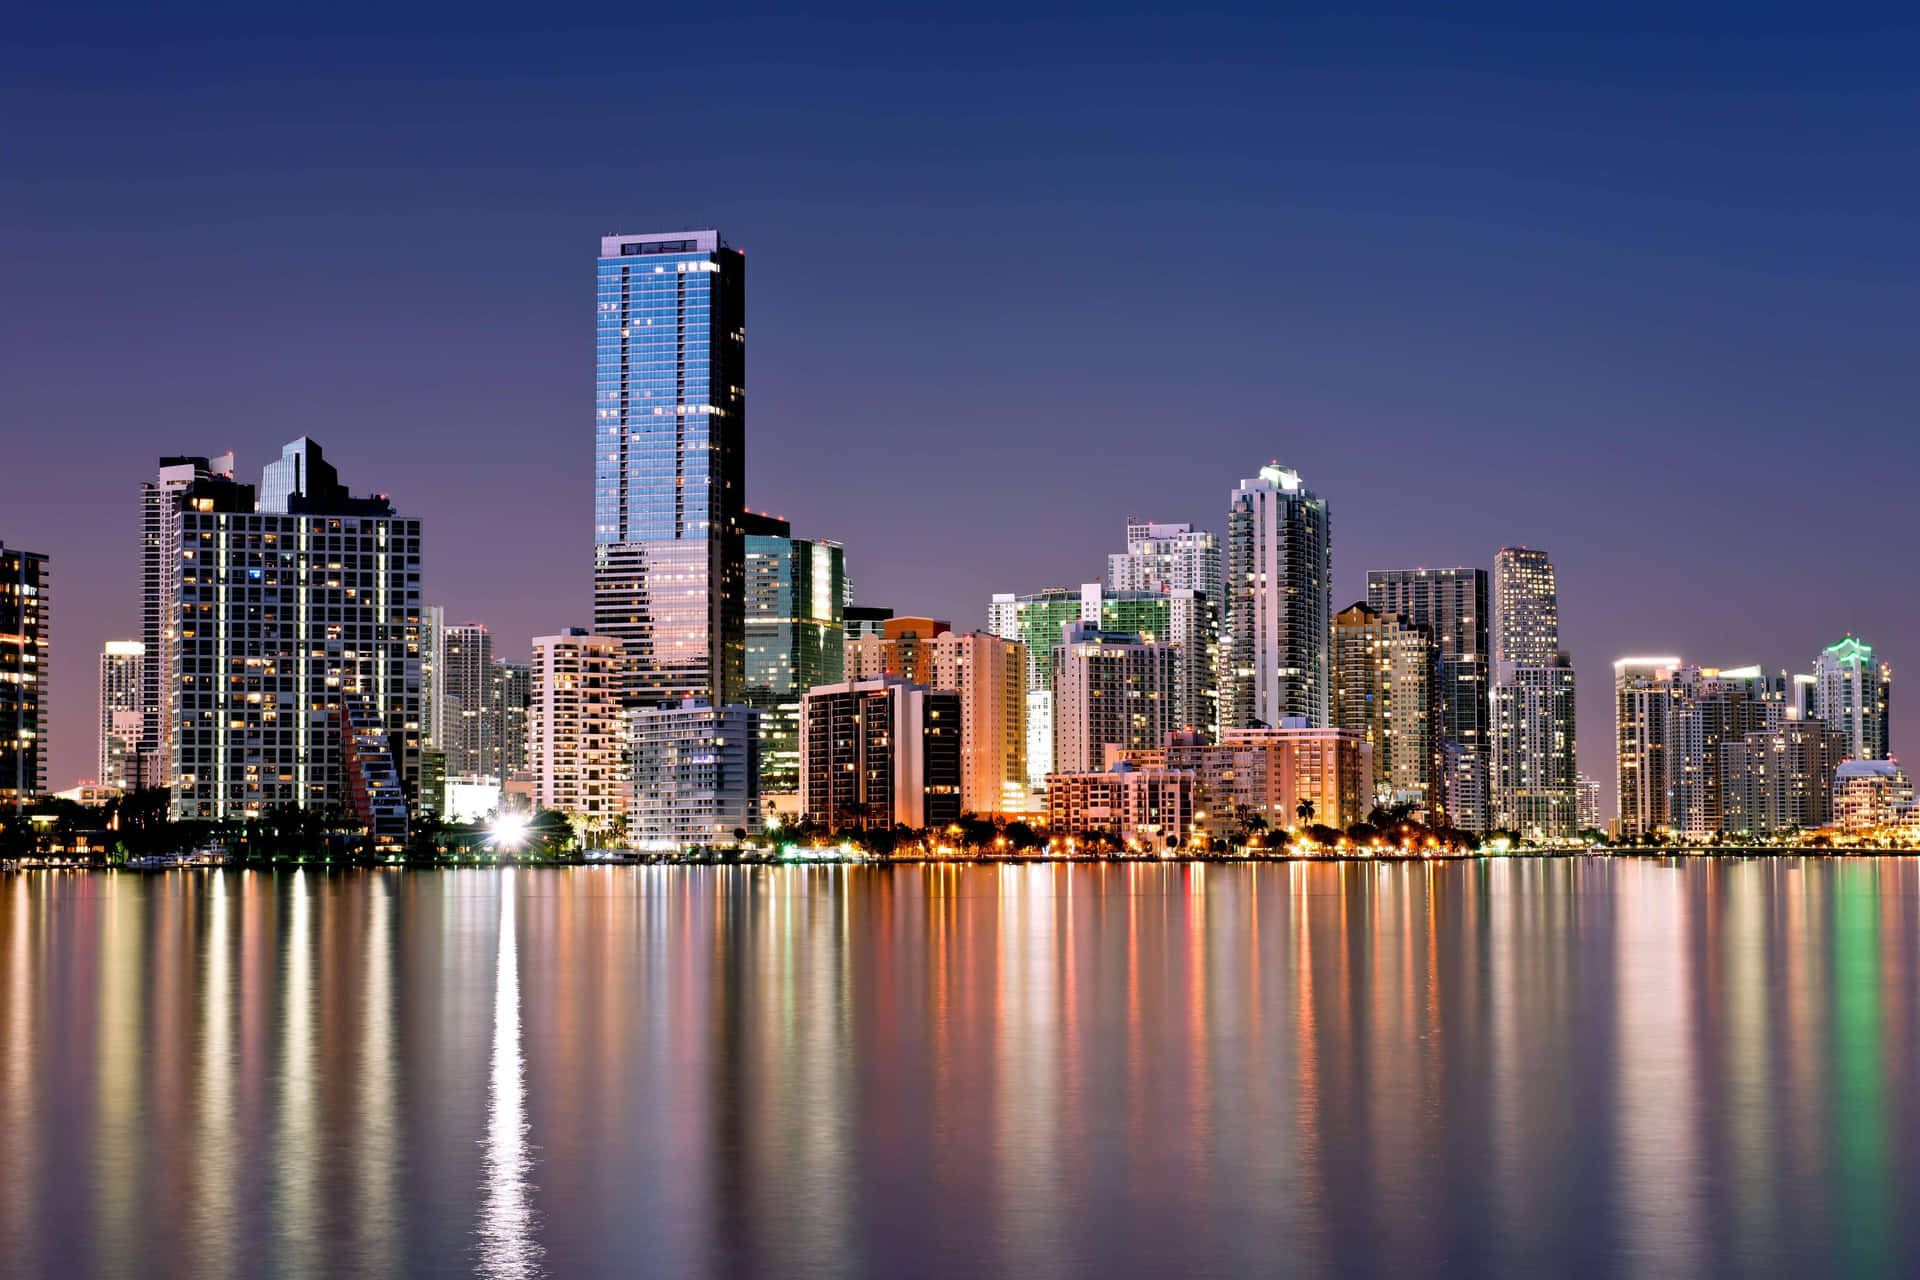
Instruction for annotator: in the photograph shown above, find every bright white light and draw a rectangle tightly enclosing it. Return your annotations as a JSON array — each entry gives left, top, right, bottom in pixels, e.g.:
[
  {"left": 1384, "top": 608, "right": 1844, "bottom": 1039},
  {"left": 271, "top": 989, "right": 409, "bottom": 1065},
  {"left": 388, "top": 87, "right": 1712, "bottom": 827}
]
[{"left": 490, "top": 813, "right": 530, "bottom": 851}]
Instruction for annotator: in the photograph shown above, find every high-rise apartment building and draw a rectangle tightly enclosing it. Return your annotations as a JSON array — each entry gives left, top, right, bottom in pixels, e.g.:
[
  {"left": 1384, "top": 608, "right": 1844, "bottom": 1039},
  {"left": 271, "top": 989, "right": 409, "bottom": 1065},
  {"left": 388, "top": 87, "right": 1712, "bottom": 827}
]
[
  {"left": 1720, "top": 719, "right": 1849, "bottom": 835},
  {"left": 1367, "top": 567, "right": 1490, "bottom": 829},
  {"left": 1108, "top": 520, "right": 1224, "bottom": 608},
  {"left": 988, "top": 588, "right": 1084, "bottom": 788},
  {"left": 1331, "top": 602, "right": 1437, "bottom": 809},
  {"left": 530, "top": 629, "right": 627, "bottom": 833},
  {"left": 491, "top": 658, "right": 531, "bottom": 779},
  {"left": 847, "top": 616, "right": 951, "bottom": 686},
  {"left": 1083, "top": 583, "right": 1218, "bottom": 739},
  {"left": 1614, "top": 658, "right": 1678, "bottom": 839},
  {"left": 799, "top": 676, "right": 962, "bottom": 829},
  {"left": 98, "top": 640, "right": 145, "bottom": 792},
  {"left": 1576, "top": 773, "right": 1601, "bottom": 830},
  {"left": 929, "top": 630, "right": 1027, "bottom": 816},
  {"left": 442, "top": 622, "right": 496, "bottom": 776},
  {"left": 594, "top": 229, "right": 747, "bottom": 709},
  {"left": 141, "top": 452, "right": 233, "bottom": 776},
  {"left": 1490, "top": 547, "right": 1577, "bottom": 837},
  {"left": 164, "top": 440, "right": 420, "bottom": 830},
  {"left": 1, "top": 541, "right": 50, "bottom": 811},
  {"left": 1810, "top": 635, "right": 1891, "bottom": 761},
  {"left": 630, "top": 698, "right": 760, "bottom": 847},
  {"left": 1051, "top": 621, "right": 1176, "bottom": 776},
  {"left": 1225, "top": 465, "right": 1331, "bottom": 731},
  {"left": 419, "top": 603, "right": 447, "bottom": 750},
  {"left": 743, "top": 513, "right": 846, "bottom": 796}
]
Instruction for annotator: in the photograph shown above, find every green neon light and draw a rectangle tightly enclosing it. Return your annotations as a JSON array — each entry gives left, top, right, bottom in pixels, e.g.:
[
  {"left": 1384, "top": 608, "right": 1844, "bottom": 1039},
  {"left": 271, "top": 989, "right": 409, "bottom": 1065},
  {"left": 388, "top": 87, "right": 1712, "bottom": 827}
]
[{"left": 1828, "top": 636, "right": 1874, "bottom": 665}]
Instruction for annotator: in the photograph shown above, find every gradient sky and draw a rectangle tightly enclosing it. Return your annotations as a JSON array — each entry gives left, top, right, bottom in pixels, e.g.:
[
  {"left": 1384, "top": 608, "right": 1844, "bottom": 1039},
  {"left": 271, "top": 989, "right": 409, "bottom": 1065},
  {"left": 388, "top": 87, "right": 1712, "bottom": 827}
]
[{"left": 6, "top": 2, "right": 1919, "bottom": 812}]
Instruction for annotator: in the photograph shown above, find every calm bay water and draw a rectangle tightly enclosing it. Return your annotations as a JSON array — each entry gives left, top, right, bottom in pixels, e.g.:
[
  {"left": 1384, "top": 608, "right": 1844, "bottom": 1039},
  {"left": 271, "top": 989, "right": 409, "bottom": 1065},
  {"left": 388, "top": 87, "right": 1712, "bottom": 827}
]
[{"left": 3, "top": 859, "right": 1919, "bottom": 1278}]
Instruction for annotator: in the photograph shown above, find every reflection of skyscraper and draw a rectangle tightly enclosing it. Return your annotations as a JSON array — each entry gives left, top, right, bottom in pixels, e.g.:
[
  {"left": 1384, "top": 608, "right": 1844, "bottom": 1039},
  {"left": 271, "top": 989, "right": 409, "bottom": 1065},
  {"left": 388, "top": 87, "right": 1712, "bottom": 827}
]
[
  {"left": 1226, "top": 465, "right": 1331, "bottom": 731},
  {"left": 99, "top": 641, "right": 145, "bottom": 791},
  {"left": 593, "top": 230, "right": 747, "bottom": 708},
  {"left": 1367, "top": 567, "right": 1489, "bottom": 830}
]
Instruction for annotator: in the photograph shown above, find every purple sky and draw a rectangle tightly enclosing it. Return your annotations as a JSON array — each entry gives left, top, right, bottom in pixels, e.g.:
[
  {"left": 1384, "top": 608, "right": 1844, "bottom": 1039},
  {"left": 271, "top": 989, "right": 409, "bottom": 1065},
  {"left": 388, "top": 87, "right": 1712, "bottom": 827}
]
[{"left": 6, "top": 3, "right": 1919, "bottom": 813}]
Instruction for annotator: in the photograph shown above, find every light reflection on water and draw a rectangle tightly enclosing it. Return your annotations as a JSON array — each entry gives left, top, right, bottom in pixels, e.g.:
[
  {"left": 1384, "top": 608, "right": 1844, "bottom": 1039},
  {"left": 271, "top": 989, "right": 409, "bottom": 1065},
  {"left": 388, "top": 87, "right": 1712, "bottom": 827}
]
[{"left": 0, "top": 860, "right": 1918, "bottom": 1278}]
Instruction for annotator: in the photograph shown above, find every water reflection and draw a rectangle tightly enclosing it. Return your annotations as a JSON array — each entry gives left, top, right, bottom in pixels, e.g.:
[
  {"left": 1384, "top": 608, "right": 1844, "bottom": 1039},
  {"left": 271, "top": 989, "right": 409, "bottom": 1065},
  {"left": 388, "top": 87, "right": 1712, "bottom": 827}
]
[
  {"left": 478, "top": 868, "right": 542, "bottom": 1277},
  {"left": 1, "top": 860, "right": 1919, "bottom": 1278}
]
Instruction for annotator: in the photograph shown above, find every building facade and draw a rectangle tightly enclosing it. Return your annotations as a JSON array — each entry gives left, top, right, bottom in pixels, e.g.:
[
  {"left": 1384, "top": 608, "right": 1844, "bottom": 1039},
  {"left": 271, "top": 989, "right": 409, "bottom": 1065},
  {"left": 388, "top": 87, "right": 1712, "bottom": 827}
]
[
  {"left": 1051, "top": 622, "right": 1176, "bottom": 776},
  {"left": 1, "top": 541, "right": 50, "bottom": 811},
  {"left": 1225, "top": 465, "right": 1332, "bottom": 731},
  {"left": 1045, "top": 762, "right": 1194, "bottom": 851},
  {"left": 846, "top": 616, "right": 951, "bottom": 687},
  {"left": 593, "top": 229, "right": 747, "bottom": 708},
  {"left": 1140, "top": 723, "right": 1372, "bottom": 838},
  {"left": 1720, "top": 720, "right": 1849, "bottom": 835},
  {"left": 1367, "top": 567, "right": 1491, "bottom": 830},
  {"left": 98, "top": 640, "right": 144, "bottom": 792},
  {"left": 1489, "top": 547, "right": 1578, "bottom": 837},
  {"left": 630, "top": 698, "right": 760, "bottom": 847},
  {"left": 988, "top": 587, "right": 1085, "bottom": 788},
  {"left": 799, "top": 676, "right": 962, "bottom": 829},
  {"left": 1810, "top": 635, "right": 1891, "bottom": 761},
  {"left": 743, "top": 513, "right": 846, "bottom": 796},
  {"left": 1331, "top": 602, "right": 1438, "bottom": 809},
  {"left": 929, "top": 631, "right": 1027, "bottom": 816},
  {"left": 530, "top": 629, "right": 627, "bottom": 834},
  {"left": 164, "top": 440, "right": 421, "bottom": 829},
  {"left": 1083, "top": 583, "right": 1218, "bottom": 740},
  {"left": 1833, "top": 759, "right": 1915, "bottom": 832},
  {"left": 1107, "top": 521, "right": 1224, "bottom": 609},
  {"left": 441, "top": 622, "right": 495, "bottom": 776}
]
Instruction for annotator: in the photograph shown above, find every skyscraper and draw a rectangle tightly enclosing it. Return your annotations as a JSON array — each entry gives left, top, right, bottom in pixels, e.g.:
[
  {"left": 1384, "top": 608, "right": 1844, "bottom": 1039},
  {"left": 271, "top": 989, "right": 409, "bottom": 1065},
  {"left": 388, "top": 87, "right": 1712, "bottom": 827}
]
[
  {"left": 988, "top": 587, "right": 1084, "bottom": 787},
  {"left": 164, "top": 439, "right": 421, "bottom": 831},
  {"left": 742, "top": 513, "right": 847, "bottom": 796},
  {"left": 1614, "top": 657, "right": 1678, "bottom": 839},
  {"left": 1083, "top": 583, "right": 1219, "bottom": 739},
  {"left": 1490, "top": 547, "right": 1577, "bottom": 838},
  {"left": 442, "top": 622, "right": 495, "bottom": 776},
  {"left": 142, "top": 452, "right": 232, "bottom": 779},
  {"left": 1367, "top": 567, "right": 1489, "bottom": 829},
  {"left": 1810, "top": 635, "right": 1891, "bottom": 761},
  {"left": 530, "top": 629, "right": 626, "bottom": 833},
  {"left": 1331, "top": 602, "right": 1438, "bottom": 810},
  {"left": 419, "top": 603, "right": 447, "bottom": 750},
  {"left": 1051, "top": 621, "right": 1176, "bottom": 775},
  {"left": 929, "top": 631, "right": 1027, "bottom": 817},
  {"left": 490, "top": 658, "right": 531, "bottom": 779},
  {"left": 98, "top": 640, "right": 144, "bottom": 792},
  {"left": 1, "top": 541, "right": 49, "bottom": 812},
  {"left": 1108, "top": 520, "right": 1223, "bottom": 608},
  {"left": 630, "top": 698, "right": 760, "bottom": 848},
  {"left": 593, "top": 230, "right": 747, "bottom": 708},
  {"left": 1225, "top": 465, "right": 1332, "bottom": 731},
  {"left": 800, "top": 676, "right": 962, "bottom": 829}
]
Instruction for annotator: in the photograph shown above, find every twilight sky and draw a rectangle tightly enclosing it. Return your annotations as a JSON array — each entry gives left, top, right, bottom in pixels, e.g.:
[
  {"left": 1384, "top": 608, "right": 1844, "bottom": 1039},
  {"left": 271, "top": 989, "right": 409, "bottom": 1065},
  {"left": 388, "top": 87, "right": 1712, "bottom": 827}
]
[{"left": 5, "top": 2, "right": 1919, "bottom": 812}]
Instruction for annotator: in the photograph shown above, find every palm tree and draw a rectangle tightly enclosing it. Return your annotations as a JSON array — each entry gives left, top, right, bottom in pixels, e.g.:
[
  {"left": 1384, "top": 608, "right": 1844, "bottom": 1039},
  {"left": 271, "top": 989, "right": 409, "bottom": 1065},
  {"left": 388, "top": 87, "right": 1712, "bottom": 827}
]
[{"left": 1295, "top": 799, "right": 1315, "bottom": 825}]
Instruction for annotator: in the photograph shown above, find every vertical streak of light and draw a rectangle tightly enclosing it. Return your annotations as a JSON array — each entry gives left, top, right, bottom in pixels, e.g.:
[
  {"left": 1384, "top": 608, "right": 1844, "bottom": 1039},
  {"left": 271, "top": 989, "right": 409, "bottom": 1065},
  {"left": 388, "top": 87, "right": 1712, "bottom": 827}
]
[
  {"left": 478, "top": 868, "right": 543, "bottom": 1278},
  {"left": 193, "top": 871, "right": 236, "bottom": 1279},
  {"left": 356, "top": 875, "right": 398, "bottom": 1273},
  {"left": 273, "top": 871, "right": 318, "bottom": 1274},
  {"left": 94, "top": 876, "right": 140, "bottom": 1279},
  {"left": 0, "top": 880, "right": 38, "bottom": 1277}
]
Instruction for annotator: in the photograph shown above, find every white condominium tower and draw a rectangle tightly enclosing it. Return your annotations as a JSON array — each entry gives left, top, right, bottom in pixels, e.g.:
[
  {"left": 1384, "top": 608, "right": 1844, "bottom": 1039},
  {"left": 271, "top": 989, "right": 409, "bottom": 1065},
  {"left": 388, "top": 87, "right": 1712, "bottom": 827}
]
[
  {"left": 1490, "top": 546, "right": 1577, "bottom": 838},
  {"left": 1224, "top": 465, "right": 1331, "bottom": 732},
  {"left": 1108, "top": 520, "right": 1224, "bottom": 609},
  {"left": 531, "top": 629, "right": 628, "bottom": 833}
]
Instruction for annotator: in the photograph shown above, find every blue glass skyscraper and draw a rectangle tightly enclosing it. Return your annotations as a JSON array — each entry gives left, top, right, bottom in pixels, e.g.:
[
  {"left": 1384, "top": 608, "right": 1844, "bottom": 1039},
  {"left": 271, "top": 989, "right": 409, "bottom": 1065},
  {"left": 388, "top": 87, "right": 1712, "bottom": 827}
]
[{"left": 593, "top": 230, "right": 747, "bottom": 706}]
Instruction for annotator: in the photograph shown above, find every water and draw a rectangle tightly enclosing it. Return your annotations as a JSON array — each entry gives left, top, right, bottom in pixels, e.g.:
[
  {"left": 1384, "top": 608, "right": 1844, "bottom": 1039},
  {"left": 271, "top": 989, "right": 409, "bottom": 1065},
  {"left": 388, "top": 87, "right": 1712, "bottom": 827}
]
[{"left": 3, "top": 859, "right": 1918, "bottom": 1278}]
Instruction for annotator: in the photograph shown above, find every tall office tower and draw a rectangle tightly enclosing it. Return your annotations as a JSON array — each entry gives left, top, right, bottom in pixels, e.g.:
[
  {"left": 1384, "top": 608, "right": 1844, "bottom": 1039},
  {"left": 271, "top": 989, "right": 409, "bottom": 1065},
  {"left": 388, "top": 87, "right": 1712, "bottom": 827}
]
[
  {"left": 1, "top": 542, "right": 50, "bottom": 811},
  {"left": 1491, "top": 660, "right": 1578, "bottom": 838},
  {"left": 441, "top": 623, "right": 496, "bottom": 776},
  {"left": 1491, "top": 547, "right": 1559, "bottom": 671},
  {"left": 1720, "top": 719, "right": 1849, "bottom": 835},
  {"left": 1367, "top": 567, "right": 1490, "bottom": 829},
  {"left": 1331, "top": 602, "right": 1438, "bottom": 809},
  {"left": 593, "top": 230, "right": 746, "bottom": 709},
  {"left": 1225, "top": 465, "right": 1332, "bottom": 732},
  {"left": 530, "top": 629, "right": 627, "bottom": 832},
  {"left": 490, "top": 658, "right": 532, "bottom": 778},
  {"left": 165, "top": 440, "right": 420, "bottom": 831},
  {"left": 1083, "top": 583, "right": 1219, "bottom": 739},
  {"left": 742, "top": 513, "right": 847, "bottom": 796},
  {"left": 141, "top": 452, "right": 233, "bottom": 777},
  {"left": 1108, "top": 520, "right": 1224, "bottom": 607},
  {"left": 98, "top": 641, "right": 145, "bottom": 791},
  {"left": 630, "top": 698, "right": 761, "bottom": 847},
  {"left": 1614, "top": 658, "right": 1678, "bottom": 839},
  {"left": 1576, "top": 773, "right": 1601, "bottom": 830},
  {"left": 1051, "top": 621, "right": 1176, "bottom": 776},
  {"left": 847, "top": 616, "right": 952, "bottom": 686},
  {"left": 929, "top": 631, "right": 1027, "bottom": 816},
  {"left": 1810, "top": 635, "right": 1891, "bottom": 760},
  {"left": 844, "top": 605, "right": 893, "bottom": 640},
  {"left": 1489, "top": 547, "right": 1578, "bottom": 837},
  {"left": 988, "top": 587, "right": 1085, "bottom": 787},
  {"left": 800, "top": 676, "right": 962, "bottom": 829},
  {"left": 419, "top": 604, "right": 447, "bottom": 749}
]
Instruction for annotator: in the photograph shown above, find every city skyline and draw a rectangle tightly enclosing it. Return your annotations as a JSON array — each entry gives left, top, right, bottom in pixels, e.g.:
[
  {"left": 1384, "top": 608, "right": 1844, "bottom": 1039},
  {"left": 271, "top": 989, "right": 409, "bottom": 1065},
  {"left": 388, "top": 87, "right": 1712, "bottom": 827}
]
[{"left": 8, "top": 7, "right": 1920, "bottom": 817}]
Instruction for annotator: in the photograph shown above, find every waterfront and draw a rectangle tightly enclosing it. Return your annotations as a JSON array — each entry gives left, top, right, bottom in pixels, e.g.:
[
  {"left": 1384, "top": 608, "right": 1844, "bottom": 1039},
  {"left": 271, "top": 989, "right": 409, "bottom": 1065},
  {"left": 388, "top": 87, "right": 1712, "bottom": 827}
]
[{"left": 4, "top": 860, "right": 1920, "bottom": 1278}]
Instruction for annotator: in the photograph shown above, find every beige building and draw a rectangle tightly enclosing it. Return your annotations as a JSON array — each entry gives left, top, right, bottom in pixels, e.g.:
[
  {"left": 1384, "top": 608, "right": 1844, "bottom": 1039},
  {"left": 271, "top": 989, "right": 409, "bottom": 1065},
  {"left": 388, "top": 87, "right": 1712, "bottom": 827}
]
[
  {"left": 1046, "top": 763, "right": 1194, "bottom": 851},
  {"left": 929, "top": 631, "right": 1028, "bottom": 817},
  {"left": 530, "top": 629, "right": 627, "bottom": 834},
  {"left": 1111, "top": 723, "right": 1371, "bottom": 840},
  {"left": 1331, "top": 602, "right": 1437, "bottom": 810}
]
